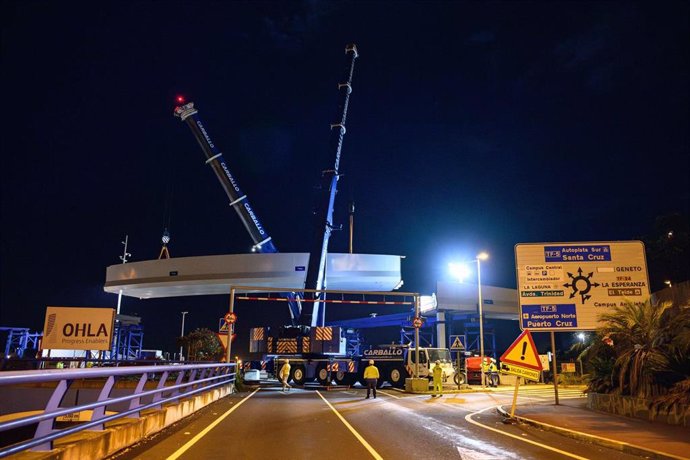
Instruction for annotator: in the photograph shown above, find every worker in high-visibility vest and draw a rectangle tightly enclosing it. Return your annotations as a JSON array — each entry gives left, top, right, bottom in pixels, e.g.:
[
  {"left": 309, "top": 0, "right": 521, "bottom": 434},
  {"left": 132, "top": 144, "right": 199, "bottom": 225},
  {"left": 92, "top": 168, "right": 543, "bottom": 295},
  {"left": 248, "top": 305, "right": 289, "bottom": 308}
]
[
  {"left": 432, "top": 360, "right": 444, "bottom": 397},
  {"left": 363, "top": 359, "right": 379, "bottom": 399},
  {"left": 482, "top": 358, "right": 499, "bottom": 387},
  {"left": 279, "top": 358, "right": 291, "bottom": 392}
]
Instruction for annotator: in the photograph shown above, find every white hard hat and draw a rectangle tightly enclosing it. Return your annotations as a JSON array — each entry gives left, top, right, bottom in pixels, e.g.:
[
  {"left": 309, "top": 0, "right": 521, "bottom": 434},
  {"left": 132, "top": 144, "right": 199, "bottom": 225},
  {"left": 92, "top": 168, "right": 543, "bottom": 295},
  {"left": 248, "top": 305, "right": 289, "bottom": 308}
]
[
  {"left": 435, "top": 360, "right": 440, "bottom": 364},
  {"left": 283, "top": 358, "right": 289, "bottom": 364},
  {"left": 369, "top": 359, "right": 374, "bottom": 365}
]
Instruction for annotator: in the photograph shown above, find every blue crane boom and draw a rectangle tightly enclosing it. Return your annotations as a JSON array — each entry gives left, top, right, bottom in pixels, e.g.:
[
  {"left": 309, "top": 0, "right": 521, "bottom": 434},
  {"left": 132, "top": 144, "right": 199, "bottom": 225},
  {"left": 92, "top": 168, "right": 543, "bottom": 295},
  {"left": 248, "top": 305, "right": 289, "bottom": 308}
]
[
  {"left": 174, "top": 100, "right": 302, "bottom": 323},
  {"left": 300, "top": 44, "right": 359, "bottom": 328}
]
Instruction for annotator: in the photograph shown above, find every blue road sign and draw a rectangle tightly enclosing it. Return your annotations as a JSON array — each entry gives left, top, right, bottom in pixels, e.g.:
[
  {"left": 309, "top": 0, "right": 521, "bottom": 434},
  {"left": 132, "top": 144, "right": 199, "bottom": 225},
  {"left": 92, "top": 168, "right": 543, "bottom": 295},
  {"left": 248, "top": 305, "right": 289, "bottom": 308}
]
[{"left": 521, "top": 304, "right": 578, "bottom": 330}]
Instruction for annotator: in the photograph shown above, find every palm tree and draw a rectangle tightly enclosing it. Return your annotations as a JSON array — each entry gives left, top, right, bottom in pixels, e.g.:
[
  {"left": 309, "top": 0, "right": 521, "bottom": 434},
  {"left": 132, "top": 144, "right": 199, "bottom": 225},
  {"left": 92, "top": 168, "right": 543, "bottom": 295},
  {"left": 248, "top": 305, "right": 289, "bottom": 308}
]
[{"left": 597, "top": 299, "right": 690, "bottom": 399}]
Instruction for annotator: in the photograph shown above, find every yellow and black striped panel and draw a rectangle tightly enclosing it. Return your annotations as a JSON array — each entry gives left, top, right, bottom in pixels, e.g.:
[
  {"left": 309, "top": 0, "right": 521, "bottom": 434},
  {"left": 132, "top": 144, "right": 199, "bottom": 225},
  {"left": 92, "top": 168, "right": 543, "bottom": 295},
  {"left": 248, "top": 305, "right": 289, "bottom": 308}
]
[
  {"left": 314, "top": 327, "right": 333, "bottom": 341},
  {"left": 302, "top": 337, "right": 310, "bottom": 353},
  {"left": 277, "top": 339, "right": 298, "bottom": 354},
  {"left": 267, "top": 336, "right": 274, "bottom": 353},
  {"left": 327, "top": 362, "right": 339, "bottom": 372},
  {"left": 251, "top": 327, "right": 265, "bottom": 341}
]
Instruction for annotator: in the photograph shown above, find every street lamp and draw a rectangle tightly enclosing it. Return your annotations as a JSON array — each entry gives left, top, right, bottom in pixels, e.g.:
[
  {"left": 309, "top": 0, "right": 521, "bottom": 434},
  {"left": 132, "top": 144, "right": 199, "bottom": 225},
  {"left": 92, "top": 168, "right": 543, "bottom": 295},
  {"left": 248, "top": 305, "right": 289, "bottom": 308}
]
[
  {"left": 475, "top": 252, "right": 489, "bottom": 388},
  {"left": 180, "top": 311, "right": 189, "bottom": 361},
  {"left": 448, "top": 251, "right": 489, "bottom": 388}
]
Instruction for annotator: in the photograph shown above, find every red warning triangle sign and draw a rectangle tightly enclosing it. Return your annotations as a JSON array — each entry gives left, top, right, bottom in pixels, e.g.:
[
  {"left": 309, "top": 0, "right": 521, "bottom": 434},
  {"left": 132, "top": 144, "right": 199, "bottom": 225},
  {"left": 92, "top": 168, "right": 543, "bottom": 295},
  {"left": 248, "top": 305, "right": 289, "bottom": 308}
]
[{"left": 499, "top": 330, "right": 543, "bottom": 371}]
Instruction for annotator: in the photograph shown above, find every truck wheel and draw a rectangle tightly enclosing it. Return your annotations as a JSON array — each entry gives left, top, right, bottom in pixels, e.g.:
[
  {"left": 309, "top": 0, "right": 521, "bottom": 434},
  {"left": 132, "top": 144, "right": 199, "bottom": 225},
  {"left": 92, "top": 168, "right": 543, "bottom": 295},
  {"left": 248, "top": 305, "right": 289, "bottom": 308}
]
[
  {"left": 291, "top": 365, "right": 306, "bottom": 385},
  {"left": 388, "top": 366, "right": 405, "bottom": 388},
  {"left": 316, "top": 365, "right": 331, "bottom": 385},
  {"left": 334, "top": 370, "right": 353, "bottom": 386},
  {"left": 454, "top": 372, "right": 467, "bottom": 385}
]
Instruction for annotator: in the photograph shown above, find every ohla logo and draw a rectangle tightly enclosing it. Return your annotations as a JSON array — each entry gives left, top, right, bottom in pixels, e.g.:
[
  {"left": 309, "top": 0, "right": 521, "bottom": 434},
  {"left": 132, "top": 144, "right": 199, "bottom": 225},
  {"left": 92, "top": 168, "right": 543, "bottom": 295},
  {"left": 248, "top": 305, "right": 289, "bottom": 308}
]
[{"left": 62, "top": 323, "right": 109, "bottom": 337}]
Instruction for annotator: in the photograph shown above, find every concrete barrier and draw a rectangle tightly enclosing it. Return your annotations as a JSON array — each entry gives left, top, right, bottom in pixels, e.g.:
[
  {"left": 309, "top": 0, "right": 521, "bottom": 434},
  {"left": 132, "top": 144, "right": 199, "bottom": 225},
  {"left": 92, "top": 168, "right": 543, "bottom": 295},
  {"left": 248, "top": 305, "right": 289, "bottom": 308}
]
[{"left": 12, "top": 383, "right": 234, "bottom": 460}]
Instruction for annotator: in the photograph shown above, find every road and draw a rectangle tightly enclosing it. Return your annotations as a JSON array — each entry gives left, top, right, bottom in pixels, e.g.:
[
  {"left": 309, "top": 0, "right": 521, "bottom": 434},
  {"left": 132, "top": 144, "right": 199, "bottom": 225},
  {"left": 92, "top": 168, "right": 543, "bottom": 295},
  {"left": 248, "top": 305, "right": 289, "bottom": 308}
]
[{"left": 111, "top": 383, "right": 644, "bottom": 460}]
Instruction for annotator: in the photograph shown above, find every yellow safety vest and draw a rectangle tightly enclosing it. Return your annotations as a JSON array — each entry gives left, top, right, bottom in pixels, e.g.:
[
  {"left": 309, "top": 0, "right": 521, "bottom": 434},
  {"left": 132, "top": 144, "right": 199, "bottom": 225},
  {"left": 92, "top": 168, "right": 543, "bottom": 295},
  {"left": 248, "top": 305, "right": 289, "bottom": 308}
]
[
  {"left": 363, "top": 365, "right": 379, "bottom": 379},
  {"left": 279, "top": 363, "right": 291, "bottom": 379},
  {"left": 433, "top": 364, "right": 443, "bottom": 380}
]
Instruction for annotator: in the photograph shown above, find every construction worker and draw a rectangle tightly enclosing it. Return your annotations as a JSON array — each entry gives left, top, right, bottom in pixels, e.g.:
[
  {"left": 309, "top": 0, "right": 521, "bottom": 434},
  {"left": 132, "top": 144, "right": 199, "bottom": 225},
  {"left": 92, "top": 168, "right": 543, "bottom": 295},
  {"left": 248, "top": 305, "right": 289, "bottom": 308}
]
[
  {"left": 363, "top": 359, "right": 379, "bottom": 399},
  {"left": 482, "top": 358, "right": 499, "bottom": 387},
  {"left": 432, "top": 359, "right": 443, "bottom": 397},
  {"left": 279, "top": 358, "right": 291, "bottom": 392}
]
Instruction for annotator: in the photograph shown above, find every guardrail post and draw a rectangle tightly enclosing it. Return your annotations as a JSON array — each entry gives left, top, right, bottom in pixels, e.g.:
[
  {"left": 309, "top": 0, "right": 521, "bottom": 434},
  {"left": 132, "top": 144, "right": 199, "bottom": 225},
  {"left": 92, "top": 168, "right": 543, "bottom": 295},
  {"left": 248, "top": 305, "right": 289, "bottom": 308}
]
[
  {"left": 152, "top": 371, "right": 169, "bottom": 409},
  {"left": 32, "top": 379, "right": 71, "bottom": 451},
  {"left": 127, "top": 373, "right": 148, "bottom": 417},
  {"left": 170, "top": 368, "right": 186, "bottom": 399},
  {"left": 90, "top": 375, "right": 116, "bottom": 430}
]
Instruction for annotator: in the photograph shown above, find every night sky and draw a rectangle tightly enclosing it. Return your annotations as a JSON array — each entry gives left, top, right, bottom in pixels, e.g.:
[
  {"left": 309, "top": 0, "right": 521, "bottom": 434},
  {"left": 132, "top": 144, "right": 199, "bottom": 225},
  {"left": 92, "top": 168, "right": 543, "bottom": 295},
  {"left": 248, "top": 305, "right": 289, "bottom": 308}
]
[{"left": 1, "top": 1, "right": 688, "bottom": 356}]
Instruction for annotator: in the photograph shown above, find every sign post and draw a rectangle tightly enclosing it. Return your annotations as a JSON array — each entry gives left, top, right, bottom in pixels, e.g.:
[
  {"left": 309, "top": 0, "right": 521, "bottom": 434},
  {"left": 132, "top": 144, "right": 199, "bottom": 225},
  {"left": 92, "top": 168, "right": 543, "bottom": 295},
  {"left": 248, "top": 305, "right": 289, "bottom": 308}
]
[
  {"left": 413, "top": 296, "right": 421, "bottom": 378},
  {"left": 509, "top": 377, "right": 521, "bottom": 418},
  {"left": 450, "top": 335, "right": 465, "bottom": 389},
  {"left": 226, "top": 288, "right": 236, "bottom": 364}
]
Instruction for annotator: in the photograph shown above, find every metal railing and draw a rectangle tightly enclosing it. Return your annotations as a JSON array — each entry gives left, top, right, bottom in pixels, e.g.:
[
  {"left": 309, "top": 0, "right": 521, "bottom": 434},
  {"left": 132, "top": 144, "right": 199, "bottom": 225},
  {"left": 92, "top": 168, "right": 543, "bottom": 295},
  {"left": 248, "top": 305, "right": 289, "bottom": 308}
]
[{"left": 0, "top": 362, "right": 235, "bottom": 457}]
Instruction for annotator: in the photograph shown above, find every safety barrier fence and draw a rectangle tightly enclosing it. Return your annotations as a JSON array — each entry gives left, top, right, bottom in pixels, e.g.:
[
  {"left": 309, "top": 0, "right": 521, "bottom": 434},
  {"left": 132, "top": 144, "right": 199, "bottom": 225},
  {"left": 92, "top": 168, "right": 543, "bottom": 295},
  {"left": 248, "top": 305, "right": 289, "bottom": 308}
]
[{"left": 0, "top": 362, "right": 235, "bottom": 457}]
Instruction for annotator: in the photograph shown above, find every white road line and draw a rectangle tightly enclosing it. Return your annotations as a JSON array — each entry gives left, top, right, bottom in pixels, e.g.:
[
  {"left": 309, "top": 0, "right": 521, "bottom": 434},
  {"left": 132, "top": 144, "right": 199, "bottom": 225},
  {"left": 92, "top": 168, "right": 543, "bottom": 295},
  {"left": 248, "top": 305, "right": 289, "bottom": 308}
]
[
  {"left": 316, "top": 390, "right": 383, "bottom": 460},
  {"left": 166, "top": 388, "right": 260, "bottom": 460},
  {"left": 377, "top": 389, "right": 401, "bottom": 399},
  {"left": 465, "top": 405, "right": 590, "bottom": 460}
]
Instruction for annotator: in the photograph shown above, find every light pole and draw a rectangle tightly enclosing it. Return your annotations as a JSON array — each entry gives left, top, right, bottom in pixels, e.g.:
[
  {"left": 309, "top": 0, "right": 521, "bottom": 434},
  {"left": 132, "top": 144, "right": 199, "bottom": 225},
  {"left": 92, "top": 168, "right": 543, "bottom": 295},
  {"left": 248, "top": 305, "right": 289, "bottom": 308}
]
[
  {"left": 475, "top": 252, "right": 489, "bottom": 389},
  {"left": 577, "top": 333, "right": 586, "bottom": 375},
  {"left": 448, "top": 251, "right": 489, "bottom": 388},
  {"left": 180, "top": 311, "right": 189, "bottom": 361}
]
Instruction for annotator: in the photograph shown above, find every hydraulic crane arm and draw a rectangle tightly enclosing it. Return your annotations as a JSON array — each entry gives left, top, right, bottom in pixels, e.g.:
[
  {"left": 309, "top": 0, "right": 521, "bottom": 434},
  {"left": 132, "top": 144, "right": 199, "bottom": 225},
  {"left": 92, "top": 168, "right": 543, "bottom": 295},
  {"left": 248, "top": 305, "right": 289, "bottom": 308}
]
[
  {"left": 301, "top": 44, "right": 359, "bottom": 328},
  {"left": 174, "top": 101, "right": 302, "bottom": 323},
  {"left": 174, "top": 101, "right": 277, "bottom": 254}
]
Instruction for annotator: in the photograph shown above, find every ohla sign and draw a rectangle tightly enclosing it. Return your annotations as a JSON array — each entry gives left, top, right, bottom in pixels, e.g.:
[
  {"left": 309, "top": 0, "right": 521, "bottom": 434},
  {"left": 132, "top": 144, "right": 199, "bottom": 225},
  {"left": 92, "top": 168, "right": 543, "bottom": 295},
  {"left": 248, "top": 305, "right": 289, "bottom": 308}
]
[{"left": 42, "top": 306, "right": 115, "bottom": 351}]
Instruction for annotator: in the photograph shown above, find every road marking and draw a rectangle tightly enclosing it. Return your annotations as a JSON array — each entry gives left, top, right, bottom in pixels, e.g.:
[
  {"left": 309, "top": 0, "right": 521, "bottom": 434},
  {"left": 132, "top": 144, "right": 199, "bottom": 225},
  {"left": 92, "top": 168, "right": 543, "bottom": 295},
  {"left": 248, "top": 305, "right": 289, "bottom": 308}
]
[
  {"left": 167, "top": 388, "right": 260, "bottom": 460},
  {"left": 316, "top": 390, "right": 383, "bottom": 460},
  {"left": 456, "top": 445, "right": 503, "bottom": 459},
  {"left": 465, "top": 405, "right": 590, "bottom": 460},
  {"left": 377, "top": 389, "right": 400, "bottom": 399}
]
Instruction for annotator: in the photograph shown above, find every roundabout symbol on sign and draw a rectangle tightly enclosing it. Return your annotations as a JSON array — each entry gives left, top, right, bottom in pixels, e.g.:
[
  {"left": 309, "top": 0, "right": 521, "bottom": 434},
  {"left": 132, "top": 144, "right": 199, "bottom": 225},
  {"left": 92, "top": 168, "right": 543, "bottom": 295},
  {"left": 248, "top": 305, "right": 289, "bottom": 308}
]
[
  {"left": 412, "top": 317, "right": 423, "bottom": 328},
  {"left": 563, "top": 267, "right": 600, "bottom": 304}
]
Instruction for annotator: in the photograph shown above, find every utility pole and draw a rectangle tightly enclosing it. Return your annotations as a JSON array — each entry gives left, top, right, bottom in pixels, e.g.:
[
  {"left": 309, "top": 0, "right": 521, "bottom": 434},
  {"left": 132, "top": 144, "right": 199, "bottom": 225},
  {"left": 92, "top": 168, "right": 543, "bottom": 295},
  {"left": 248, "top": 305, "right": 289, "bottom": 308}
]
[
  {"left": 116, "top": 235, "right": 131, "bottom": 315},
  {"left": 180, "top": 311, "right": 189, "bottom": 361}
]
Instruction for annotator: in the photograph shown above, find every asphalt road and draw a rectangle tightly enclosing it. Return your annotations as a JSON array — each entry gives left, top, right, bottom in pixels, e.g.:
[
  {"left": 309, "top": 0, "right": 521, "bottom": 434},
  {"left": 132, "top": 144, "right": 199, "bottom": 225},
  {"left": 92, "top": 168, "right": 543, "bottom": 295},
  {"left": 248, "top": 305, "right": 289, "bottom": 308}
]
[{"left": 110, "top": 384, "right": 645, "bottom": 460}]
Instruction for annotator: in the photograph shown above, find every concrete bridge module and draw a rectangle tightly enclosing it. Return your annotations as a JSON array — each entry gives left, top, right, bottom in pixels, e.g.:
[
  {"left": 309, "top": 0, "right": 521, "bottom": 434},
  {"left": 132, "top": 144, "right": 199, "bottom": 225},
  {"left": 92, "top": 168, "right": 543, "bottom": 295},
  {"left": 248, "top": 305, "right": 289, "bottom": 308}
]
[{"left": 104, "top": 253, "right": 403, "bottom": 299}]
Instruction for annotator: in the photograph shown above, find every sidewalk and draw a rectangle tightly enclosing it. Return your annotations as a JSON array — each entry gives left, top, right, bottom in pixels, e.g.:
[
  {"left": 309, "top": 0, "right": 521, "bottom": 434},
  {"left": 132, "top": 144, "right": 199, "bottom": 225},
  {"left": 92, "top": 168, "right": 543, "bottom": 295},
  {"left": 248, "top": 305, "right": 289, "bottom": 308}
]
[{"left": 499, "top": 398, "right": 690, "bottom": 460}]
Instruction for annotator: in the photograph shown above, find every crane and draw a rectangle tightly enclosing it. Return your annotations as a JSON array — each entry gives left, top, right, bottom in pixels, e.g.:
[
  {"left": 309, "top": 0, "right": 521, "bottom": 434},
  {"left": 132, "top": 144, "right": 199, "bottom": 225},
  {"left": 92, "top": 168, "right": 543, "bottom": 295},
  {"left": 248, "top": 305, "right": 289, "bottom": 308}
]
[
  {"left": 174, "top": 98, "right": 302, "bottom": 323},
  {"left": 300, "top": 44, "right": 359, "bottom": 328}
]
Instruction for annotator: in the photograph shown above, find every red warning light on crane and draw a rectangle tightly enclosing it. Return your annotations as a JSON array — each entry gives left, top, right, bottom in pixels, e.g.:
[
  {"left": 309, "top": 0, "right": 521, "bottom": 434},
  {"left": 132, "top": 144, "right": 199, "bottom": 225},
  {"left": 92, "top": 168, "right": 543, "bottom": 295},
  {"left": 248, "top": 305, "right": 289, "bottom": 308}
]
[{"left": 175, "top": 95, "right": 185, "bottom": 104}]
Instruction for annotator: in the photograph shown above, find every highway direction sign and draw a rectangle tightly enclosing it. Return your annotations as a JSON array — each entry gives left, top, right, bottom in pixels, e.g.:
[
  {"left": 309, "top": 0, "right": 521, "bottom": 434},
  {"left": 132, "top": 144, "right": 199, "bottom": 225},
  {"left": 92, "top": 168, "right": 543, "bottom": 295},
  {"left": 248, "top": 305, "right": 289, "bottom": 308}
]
[{"left": 515, "top": 241, "right": 650, "bottom": 331}]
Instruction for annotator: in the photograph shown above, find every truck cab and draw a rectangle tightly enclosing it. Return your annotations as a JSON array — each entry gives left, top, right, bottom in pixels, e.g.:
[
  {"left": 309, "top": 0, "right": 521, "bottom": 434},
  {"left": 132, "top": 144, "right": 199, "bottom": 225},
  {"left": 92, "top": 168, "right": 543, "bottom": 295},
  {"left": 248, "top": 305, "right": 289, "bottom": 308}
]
[{"left": 406, "top": 347, "right": 454, "bottom": 382}]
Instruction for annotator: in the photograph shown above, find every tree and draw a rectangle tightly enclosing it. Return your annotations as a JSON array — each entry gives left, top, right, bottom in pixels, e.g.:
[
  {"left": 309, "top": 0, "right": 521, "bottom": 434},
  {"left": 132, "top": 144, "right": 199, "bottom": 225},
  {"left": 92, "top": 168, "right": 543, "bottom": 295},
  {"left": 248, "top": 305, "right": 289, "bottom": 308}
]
[
  {"left": 177, "top": 328, "right": 223, "bottom": 362},
  {"left": 588, "top": 299, "right": 690, "bottom": 401}
]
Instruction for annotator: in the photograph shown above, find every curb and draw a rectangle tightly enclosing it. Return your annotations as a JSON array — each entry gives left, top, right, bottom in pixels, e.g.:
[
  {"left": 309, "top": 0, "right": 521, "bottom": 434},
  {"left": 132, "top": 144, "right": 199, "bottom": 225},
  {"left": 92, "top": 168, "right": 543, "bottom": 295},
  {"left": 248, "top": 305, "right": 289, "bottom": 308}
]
[{"left": 496, "top": 406, "right": 686, "bottom": 460}]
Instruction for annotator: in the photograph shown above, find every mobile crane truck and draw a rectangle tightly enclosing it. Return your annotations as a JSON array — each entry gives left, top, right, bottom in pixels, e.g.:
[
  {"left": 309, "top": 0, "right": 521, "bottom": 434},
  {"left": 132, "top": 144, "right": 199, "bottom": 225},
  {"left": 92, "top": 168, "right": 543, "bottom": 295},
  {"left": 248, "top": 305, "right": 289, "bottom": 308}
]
[{"left": 249, "top": 324, "right": 457, "bottom": 388}]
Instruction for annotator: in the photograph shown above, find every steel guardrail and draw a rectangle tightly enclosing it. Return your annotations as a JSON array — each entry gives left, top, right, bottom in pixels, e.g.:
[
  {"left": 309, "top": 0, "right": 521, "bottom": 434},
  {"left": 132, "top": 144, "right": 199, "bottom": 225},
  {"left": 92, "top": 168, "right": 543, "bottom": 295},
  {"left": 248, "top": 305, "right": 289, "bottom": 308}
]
[{"left": 0, "top": 362, "right": 235, "bottom": 457}]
